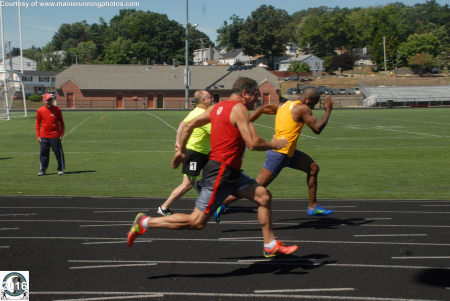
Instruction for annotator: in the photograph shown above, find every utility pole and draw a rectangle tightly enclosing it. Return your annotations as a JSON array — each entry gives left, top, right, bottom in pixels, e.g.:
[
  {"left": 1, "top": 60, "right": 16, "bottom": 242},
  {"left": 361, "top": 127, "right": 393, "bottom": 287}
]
[
  {"left": 184, "top": 0, "right": 190, "bottom": 110},
  {"left": 383, "top": 36, "right": 387, "bottom": 73}
]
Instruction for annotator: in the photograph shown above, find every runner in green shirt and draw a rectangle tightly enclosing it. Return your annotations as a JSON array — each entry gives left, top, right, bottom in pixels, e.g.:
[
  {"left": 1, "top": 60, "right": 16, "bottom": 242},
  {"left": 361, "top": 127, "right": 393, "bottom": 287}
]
[{"left": 157, "top": 90, "right": 213, "bottom": 216}]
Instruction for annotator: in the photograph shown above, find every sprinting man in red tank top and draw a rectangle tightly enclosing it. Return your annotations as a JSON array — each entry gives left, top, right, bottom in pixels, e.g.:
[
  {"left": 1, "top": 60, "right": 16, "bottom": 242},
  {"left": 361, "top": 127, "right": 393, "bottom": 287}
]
[{"left": 127, "top": 77, "right": 299, "bottom": 257}]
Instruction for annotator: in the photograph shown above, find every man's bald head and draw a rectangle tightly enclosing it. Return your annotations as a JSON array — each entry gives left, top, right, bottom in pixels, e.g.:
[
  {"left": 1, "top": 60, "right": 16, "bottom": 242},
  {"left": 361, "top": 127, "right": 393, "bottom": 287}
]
[{"left": 302, "top": 87, "right": 320, "bottom": 106}]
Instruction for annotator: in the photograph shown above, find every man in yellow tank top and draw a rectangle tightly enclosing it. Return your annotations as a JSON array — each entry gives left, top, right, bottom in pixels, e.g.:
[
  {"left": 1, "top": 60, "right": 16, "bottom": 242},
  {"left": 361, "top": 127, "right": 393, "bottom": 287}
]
[
  {"left": 216, "top": 87, "right": 334, "bottom": 221},
  {"left": 157, "top": 90, "right": 212, "bottom": 216}
]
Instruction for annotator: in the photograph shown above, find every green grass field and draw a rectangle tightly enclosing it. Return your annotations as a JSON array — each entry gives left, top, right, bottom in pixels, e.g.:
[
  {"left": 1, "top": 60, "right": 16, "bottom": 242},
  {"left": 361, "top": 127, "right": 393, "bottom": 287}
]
[{"left": 0, "top": 108, "right": 449, "bottom": 200}]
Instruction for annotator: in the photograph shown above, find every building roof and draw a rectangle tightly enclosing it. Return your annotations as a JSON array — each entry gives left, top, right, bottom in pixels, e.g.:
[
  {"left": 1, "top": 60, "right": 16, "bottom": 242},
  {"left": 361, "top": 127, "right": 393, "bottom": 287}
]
[
  {"left": 56, "top": 64, "right": 280, "bottom": 90},
  {"left": 23, "top": 70, "right": 59, "bottom": 76},
  {"left": 220, "top": 48, "right": 245, "bottom": 59}
]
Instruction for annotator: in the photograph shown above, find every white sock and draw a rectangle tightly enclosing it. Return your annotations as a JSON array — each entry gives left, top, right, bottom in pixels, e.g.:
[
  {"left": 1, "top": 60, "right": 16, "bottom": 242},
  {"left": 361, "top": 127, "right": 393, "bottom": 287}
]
[
  {"left": 264, "top": 240, "right": 277, "bottom": 249},
  {"left": 141, "top": 217, "right": 150, "bottom": 229}
]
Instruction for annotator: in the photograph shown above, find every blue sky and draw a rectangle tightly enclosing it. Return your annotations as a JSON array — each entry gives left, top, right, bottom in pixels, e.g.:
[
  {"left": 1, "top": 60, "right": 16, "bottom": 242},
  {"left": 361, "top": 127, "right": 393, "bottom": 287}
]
[{"left": 1, "top": 0, "right": 449, "bottom": 50}]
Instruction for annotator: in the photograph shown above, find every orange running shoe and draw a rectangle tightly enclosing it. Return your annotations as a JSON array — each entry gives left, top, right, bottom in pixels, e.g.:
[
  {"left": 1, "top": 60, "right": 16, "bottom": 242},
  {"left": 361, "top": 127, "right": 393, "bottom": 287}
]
[
  {"left": 127, "top": 212, "right": 148, "bottom": 247},
  {"left": 263, "top": 241, "right": 298, "bottom": 258}
]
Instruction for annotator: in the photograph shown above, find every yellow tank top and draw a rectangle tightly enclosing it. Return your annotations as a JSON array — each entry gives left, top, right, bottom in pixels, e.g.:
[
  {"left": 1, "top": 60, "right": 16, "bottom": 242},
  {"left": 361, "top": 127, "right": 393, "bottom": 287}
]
[{"left": 274, "top": 100, "right": 304, "bottom": 157}]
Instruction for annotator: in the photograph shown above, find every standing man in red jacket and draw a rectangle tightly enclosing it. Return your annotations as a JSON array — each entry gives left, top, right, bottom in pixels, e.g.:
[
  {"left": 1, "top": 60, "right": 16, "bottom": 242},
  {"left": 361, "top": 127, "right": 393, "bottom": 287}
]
[{"left": 36, "top": 93, "right": 65, "bottom": 176}]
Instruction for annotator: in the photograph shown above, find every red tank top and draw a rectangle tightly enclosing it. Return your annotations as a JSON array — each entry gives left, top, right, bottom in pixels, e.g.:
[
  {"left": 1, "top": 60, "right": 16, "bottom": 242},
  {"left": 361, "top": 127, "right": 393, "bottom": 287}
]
[{"left": 209, "top": 101, "right": 245, "bottom": 170}]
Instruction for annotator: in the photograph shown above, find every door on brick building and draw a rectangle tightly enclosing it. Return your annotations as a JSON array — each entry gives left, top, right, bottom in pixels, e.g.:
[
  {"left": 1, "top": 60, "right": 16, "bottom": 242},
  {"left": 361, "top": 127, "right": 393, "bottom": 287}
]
[
  {"left": 116, "top": 93, "right": 123, "bottom": 108},
  {"left": 213, "top": 94, "right": 220, "bottom": 104},
  {"left": 263, "top": 93, "right": 270, "bottom": 105},
  {"left": 157, "top": 93, "right": 164, "bottom": 108},
  {"left": 66, "top": 93, "right": 74, "bottom": 108},
  {"left": 147, "top": 94, "right": 154, "bottom": 108}
]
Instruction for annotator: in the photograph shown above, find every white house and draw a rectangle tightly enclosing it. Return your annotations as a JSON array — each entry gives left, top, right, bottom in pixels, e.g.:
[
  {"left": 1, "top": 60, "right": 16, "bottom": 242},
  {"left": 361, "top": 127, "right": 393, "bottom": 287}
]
[
  {"left": 0, "top": 56, "right": 37, "bottom": 71},
  {"left": 219, "top": 48, "right": 253, "bottom": 65},
  {"left": 21, "top": 71, "right": 59, "bottom": 95},
  {"left": 274, "top": 54, "right": 324, "bottom": 76},
  {"left": 352, "top": 47, "right": 375, "bottom": 66},
  {"left": 193, "top": 47, "right": 222, "bottom": 65}
]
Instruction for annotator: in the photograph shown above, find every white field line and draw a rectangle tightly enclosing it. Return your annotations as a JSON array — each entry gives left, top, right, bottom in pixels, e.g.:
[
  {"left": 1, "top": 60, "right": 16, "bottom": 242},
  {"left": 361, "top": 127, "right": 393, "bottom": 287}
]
[
  {"left": 254, "top": 123, "right": 317, "bottom": 139},
  {"left": 0, "top": 246, "right": 9, "bottom": 249},
  {"left": 353, "top": 234, "right": 427, "bottom": 237},
  {"left": 421, "top": 204, "right": 450, "bottom": 207},
  {"left": 64, "top": 114, "right": 96, "bottom": 138},
  {"left": 365, "top": 116, "right": 450, "bottom": 126},
  {"left": 0, "top": 227, "right": 19, "bottom": 230},
  {"left": 392, "top": 256, "right": 450, "bottom": 259},
  {"left": 67, "top": 259, "right": 450, "bottom": 271},
  {"left": 373, "top": 126, "right": 444, "bottom": 138},
  {"left": 2, "top": 236, "right": 447, "bottom": 247},
  {"left": 145, "top": 112, "right": 177, "bottom": 132},
  {"left": 254, "top": 288, "right": 355, "bottom": 293},
  {"left": 32, "top": 291, "right": 442, "bottom": 301}
]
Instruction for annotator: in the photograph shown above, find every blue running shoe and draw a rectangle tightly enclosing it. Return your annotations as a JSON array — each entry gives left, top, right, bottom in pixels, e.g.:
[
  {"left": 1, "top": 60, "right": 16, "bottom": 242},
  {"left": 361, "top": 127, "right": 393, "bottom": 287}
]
[
  {"left": 214, "top": 204, "right": 227, "bottom": 223},
  {"left": 307, "top": 204, "right": 333, "bottom": 216}
]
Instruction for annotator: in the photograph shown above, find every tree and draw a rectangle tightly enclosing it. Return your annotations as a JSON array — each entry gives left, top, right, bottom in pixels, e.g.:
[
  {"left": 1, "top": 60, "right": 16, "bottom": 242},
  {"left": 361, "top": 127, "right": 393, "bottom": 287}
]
[
  {"left": 408, "top": 52, "right": 435, "bottom": 76},
  {"left": 330, "top": 54, "right": 354, "bottom": 72},
  {"left": 238, "top": 5, "right": 291, "bottom": 69},
  {"left": 104, "top": 37, "right": 134, "bottom": 64},
  {"left": 397, "top": 33, "right": 441, "bottom": 65},
  {"left": 288, "top": 61, "right": 310, "bottom": 73},
  {"left": 216, "top": 15, "right": 244, "bottom": 51}
]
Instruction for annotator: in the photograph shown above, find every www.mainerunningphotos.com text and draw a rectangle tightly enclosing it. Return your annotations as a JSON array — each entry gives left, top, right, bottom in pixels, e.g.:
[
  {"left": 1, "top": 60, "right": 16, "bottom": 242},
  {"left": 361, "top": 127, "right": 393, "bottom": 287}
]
[{"left": 0, "top": 1, "right": 140, "bottom": 8}]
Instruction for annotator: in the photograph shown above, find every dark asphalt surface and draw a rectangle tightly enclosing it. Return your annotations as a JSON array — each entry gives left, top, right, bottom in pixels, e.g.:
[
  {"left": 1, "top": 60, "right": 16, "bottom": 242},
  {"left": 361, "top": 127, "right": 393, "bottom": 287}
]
[{"left": 0, "top": 196, "right": 449, "bottom": 301}]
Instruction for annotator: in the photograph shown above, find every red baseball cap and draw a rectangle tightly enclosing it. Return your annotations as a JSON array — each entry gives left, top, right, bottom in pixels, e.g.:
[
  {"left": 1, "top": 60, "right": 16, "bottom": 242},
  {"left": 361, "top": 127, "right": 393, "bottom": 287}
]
[{"left": 42, "top": 93, "right": 54, "bottom": 101}]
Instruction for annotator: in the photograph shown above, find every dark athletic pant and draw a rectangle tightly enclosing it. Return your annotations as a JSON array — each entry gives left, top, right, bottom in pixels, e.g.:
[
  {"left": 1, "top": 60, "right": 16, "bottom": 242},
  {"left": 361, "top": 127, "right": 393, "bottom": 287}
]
[{"left": 40, "top": 137, "right": 65, "bottom": 171}]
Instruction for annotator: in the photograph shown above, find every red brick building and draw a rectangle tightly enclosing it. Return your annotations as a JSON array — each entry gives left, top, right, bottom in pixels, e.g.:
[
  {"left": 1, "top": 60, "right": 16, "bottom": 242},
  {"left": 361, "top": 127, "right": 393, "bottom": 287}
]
[{"left": 55, "top": 64, "right": 281, "bottom": 109}]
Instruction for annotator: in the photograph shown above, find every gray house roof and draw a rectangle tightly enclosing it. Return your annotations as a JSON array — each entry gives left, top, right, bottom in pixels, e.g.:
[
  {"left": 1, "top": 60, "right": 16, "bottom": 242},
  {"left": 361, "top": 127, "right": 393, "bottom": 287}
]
[{"left": 56, "top": 64, "right": 280, "bottom": 90}]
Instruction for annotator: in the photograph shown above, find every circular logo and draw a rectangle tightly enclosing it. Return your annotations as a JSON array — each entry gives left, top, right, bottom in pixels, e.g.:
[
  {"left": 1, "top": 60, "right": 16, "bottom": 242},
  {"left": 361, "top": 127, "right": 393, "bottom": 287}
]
[{"left": 2, "top": 272, "right": 28, "bottom": 297}]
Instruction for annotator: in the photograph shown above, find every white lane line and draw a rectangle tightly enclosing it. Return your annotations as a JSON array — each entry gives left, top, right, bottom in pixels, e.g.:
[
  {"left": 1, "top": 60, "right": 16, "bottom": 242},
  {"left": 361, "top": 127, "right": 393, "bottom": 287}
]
[
  {"left": 366, "top": 218, "right": 392, "bottom": 220},
  {"left": 67, "top": 260, "right": 450, "bottom": 271},
  {"left": 145, "top": 112, "right": 177, "bottom": 132},
  {"left": 392, "top": 256, "right": 450, "bottom": 259},
  {"left": 82, "top": 240, "right": 152, "bottom": 245},
  {"left": 3, "top": 236, "right": 450, "bottom": 246},
  {"left": 80, "top": 224, "right": 130, "bottom": 228},
  {"left": 0, "top": 213, "right": 36, "bottom": 216},
  {"left": 65, "top": 114, "right": 96, "bottom": 138},
  {"left": 69, "top": 263, "right": 158, "bottom": 270},
  {"left": 254, "top": 288, "right": 355, "bottom": 293},
  {"left": 362, "top": 224, "right": 450, "bottom": 228},
  {"left": 353, "top": 234, "right": 427, "bottom": 237},
  {"left": 53, "top": 295, "right": 162, "bottom": 301},
  {"left": 0, "top": 246, "right": 10, "bottom": 249},
  {"left": 32, "top": 291, "right": 443, "bottom": 301},
  {"left": 219, "top": 237, "right": 262, "bottom": 241},
  {"left": 0, "top": 228, "right": 19, "bottom": 230},
  {"left": 94, "top": 210, "right": 145, "bottom": 213},
  {"left": 421, "top": 204, "right": 450, "bottom": 207}
]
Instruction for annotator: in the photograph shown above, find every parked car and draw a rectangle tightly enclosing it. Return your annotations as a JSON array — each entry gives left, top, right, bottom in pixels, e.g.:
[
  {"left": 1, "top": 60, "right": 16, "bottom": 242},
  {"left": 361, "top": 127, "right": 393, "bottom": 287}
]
[
  {"left": 287, "top": 88, "right": 298, "bottom": 95},
  {"left": 288, "top": 75, "right": 300, "bottom": 81},
  {"left": 349, "top": 87, "right": 361, "bottom": 95},
  {"left": 339, "top": 88, "right": 350, "bottom": 95},
  {"left": 331, "top": 88, "right": 341, "bottom": 95}
]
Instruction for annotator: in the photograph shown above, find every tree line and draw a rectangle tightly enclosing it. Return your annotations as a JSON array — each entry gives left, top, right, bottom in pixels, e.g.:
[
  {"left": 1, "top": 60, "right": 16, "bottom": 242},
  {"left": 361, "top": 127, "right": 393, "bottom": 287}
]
[{"left": 22, "top": 0, "right": 448, "bottom": 72}]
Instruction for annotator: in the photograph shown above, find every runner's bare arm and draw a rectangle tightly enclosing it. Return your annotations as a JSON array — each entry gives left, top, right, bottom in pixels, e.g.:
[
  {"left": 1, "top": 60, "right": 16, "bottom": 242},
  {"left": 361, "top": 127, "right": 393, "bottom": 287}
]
[
  {"left": 249, "top": 104, "right": 279, "bottom": 122},
  {"left": 232, "top": 103, "right": 287, "bottom": 151},
  {"left": 295, "top": 95, "right": 333, "bottom": 134}
]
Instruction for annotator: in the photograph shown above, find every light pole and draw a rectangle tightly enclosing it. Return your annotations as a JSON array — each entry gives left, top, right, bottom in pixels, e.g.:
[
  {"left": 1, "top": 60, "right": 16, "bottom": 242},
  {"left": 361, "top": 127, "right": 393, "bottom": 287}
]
[{"left": 184, "top": 0, "right": 190, "bottom": 109}]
